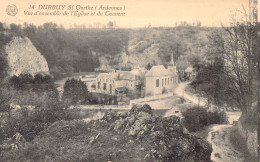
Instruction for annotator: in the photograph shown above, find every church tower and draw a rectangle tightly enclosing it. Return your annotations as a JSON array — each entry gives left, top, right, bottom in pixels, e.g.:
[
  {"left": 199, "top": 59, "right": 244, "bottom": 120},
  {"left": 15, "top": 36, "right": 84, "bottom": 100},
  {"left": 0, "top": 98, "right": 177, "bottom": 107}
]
[
  {"left": 169, "top": 53, "right": 175, "bottom": 66},
  {"left": 168, "top": 53, "right": 176, "bottom": 73}
]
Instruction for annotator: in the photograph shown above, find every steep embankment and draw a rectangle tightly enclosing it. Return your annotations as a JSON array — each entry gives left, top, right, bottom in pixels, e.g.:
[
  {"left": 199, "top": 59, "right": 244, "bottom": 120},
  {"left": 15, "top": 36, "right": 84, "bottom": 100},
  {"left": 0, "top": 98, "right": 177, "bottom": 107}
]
[{"left": 3, "top": 36, "right": 49, "bottom": 77}]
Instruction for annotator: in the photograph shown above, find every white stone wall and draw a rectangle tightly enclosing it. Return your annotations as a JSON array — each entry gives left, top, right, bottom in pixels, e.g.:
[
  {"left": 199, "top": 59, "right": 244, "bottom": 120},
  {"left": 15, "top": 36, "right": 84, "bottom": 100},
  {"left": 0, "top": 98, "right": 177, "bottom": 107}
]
[{"left": 145, "top": 75, "right": 178, "bottom": 96}]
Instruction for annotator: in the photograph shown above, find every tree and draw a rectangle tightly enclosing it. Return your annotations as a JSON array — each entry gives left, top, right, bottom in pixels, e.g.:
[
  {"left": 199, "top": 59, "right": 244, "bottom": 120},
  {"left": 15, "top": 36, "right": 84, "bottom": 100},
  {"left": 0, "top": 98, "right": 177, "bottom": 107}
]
[
  {"left": 107, "top": 21, "right": 114, "bottom": 29},
  {"left": 9, "top": 23, "right": 22, "bottom": 35},
  {"left": 0, "top": 22, "right": 5, "bottom": 31},
  {"left": 0, "top": 54, "right": 8, "bottom": 80},
  {"left": 62, "top": 78, "right": 88, "bottom": 105},
  {"left": 207, "top": 2, "right": 258, "bottom": 117},
  {"left": 196, "top": 21, "right": 202, "bottom": 27},
  {"left": 146, "top": 63, "right": 153, "bottom": 70}
]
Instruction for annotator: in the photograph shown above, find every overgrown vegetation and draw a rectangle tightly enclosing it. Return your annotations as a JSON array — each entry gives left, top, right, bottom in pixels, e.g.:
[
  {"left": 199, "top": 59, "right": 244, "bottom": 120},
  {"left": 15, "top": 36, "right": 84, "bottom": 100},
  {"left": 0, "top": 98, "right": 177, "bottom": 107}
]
[
  {"left": 9, "top": 74, "right": 56, "bottom": 93},
  {"left": 62, "top": 78, "right": 88, "bottom": 105},
  {"left": 183, "top": 106, "right": 228, "bottom": 132},
  {"left": 229, "top": 127, "right": 258, "bottom": 162},
  {"left": 191, "top": 4, "right": 259, "bottom": 124},
  {"left": 1, "top": 21, "right": 218, "bottom": 79},
  {"left": 0, "top": 74, "right": 71, "bottom": 142},
  {"left": 0, "top": 104, "right": 212, "bottom": 162},
  {"left": 0, "top": 22, "right": 130, "bottom": 79}
]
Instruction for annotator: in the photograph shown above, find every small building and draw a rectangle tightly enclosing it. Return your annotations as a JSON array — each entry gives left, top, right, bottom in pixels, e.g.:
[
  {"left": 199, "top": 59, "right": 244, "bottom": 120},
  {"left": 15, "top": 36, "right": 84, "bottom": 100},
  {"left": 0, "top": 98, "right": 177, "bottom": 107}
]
[{"left": 184, "top": 67, "right": 197, "bottom": 81}]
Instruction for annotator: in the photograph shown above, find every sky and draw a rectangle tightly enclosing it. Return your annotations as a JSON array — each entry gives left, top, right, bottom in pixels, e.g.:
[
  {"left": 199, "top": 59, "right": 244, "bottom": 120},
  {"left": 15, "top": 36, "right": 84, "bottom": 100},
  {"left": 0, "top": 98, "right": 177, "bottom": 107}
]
[{"left": 0, "top": 0, "right": 256, "bottom": 28}]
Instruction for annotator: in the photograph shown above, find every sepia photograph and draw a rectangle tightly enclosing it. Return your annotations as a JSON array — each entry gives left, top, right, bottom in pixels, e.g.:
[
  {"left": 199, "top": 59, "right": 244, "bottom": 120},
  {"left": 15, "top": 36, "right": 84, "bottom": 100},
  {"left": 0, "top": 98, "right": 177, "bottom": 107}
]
[{"left": 0, "top": 0, "right": 259, "bottom": 161}]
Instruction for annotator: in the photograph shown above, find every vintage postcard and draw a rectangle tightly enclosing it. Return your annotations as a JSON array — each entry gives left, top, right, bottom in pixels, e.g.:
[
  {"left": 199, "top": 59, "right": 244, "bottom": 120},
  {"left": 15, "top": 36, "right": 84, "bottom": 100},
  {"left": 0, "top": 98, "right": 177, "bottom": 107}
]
[{"left": 0, "top": 0, "right": 259, "bottom": 161}]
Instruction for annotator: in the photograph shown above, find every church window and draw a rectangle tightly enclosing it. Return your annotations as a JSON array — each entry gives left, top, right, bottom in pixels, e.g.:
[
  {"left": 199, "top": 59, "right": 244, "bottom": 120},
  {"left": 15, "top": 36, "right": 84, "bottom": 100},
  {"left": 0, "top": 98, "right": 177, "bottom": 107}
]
[
  {"left": 156, "top": 79, "right": 159, "bottom": 87},
  {"left": 162, "top": 79, "right": 164, "bottom": 86}
]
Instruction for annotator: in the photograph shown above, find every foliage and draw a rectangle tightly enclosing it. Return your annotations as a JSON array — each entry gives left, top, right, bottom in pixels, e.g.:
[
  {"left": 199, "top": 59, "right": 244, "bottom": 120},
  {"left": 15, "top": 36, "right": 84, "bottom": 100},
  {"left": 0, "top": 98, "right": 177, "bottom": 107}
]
[
  {"left": 145, "top": 63, "right": 153, "bottom": 70},
  {"left": 204, "top": 6, "right": 258, "bottom": 116},
  {"left": 0, "top": 33, "right": 13, "bottom": 80},
  {"left": 121, "top": 65, "right": 132, "bottom": 71},
  {"left": 62, "top": 78, "right": 88, "bottom": 105},
  {"left": 1, "top": 108, "right": 212, "bottom": 162},
  {"left": 9, "top": 74, "right": 56, "bottom": 93},
  {"left": 0, "top": 73, "right": 68, "bottom": 141},
  {"left": 158, "top": 31, "right": 187, "bottom": 63},
  {"left": 130, "top": 104, "right": 153, "bottom": 115},
  {"left": 0, "top": 22, "right": 130, "bottom": 79},
  {"left": 0, "top": 89, "right": 71, "bottom": 142},
  {"left": 229, "top": 127, "right": 258, "bottom": 161},
  {"left": 191, "top": 57, "right": 237, "bottom": 107},
  {"left": 183, "top": 106, "right": 228, "bottom": 132}
]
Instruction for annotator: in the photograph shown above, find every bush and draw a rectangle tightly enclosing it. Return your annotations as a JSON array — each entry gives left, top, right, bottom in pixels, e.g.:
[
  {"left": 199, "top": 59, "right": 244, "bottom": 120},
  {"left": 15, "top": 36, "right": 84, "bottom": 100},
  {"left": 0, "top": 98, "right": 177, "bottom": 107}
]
[
  {"left": 183, "top": 106, "right": 227, "bottom": 132},
  {"left": 130, "top": 104, "right": 153, "bottom": 115},
  {"left": 1, "top": 89, "right": 71, "bottom": 142},
  {"left": 62, "top": 78, "right": 88, "bottom": 105}
]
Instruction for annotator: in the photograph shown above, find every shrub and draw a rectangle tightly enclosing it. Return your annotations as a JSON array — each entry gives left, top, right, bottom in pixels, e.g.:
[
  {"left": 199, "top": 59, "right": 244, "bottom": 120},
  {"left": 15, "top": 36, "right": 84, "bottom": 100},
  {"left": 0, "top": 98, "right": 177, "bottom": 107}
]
[
  {"left": 1, "top": 89, "right": 71, "bottom": 141},
  {"left": 183, "top": 106, "right": 227, "bottom": 132},
  {"left": 62, "top": 78, "right": 88, "bottom": 105},
  {"left": 130, "top": 104, "right": 153, "bottom": 115}
]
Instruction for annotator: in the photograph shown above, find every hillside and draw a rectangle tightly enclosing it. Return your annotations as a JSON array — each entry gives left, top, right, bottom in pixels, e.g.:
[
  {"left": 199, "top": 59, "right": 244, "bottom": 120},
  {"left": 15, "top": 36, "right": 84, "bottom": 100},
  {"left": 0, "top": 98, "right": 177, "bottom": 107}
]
[
  {"left": 1, "top": 105, "right": 212, "bottom": 162},
  {"left": 126, "top": 27, "right": 216, "bottom": 69},
  {"left": 0, "top": 22, "right": 219, "bottom": 79}
]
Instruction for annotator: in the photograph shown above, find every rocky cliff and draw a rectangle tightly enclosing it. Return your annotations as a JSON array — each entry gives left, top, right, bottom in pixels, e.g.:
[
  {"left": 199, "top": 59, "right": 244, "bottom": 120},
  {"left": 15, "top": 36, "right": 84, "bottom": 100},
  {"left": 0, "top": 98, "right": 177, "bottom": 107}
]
[{"left": 3, "top": 36, "right": 49, "bottom": 77}]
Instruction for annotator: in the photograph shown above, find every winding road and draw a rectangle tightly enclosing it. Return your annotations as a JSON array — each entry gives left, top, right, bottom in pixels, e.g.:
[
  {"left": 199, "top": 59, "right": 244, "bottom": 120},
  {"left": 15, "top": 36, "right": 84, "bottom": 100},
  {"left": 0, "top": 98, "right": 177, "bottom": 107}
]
[{"left": 173, "top": 82, "right": 243, "bottom": 162}]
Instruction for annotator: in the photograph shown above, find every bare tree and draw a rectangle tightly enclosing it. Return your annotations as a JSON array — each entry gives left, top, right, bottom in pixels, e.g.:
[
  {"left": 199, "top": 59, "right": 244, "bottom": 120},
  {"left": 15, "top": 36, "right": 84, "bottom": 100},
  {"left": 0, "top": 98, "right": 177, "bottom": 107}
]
[{"left": 208, "top": 1, "right": 257, "bottom": 117}]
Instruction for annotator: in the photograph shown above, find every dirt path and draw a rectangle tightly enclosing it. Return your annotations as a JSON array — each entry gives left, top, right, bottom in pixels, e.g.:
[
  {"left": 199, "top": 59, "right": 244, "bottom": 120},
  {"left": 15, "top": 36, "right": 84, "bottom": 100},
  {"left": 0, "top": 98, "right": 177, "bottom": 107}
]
[
  {"left": 207, "top": 112, "right": 243, "bottom": 162},
  {"left": 173, "top": 82, "right": 244, "bottom": 162}
]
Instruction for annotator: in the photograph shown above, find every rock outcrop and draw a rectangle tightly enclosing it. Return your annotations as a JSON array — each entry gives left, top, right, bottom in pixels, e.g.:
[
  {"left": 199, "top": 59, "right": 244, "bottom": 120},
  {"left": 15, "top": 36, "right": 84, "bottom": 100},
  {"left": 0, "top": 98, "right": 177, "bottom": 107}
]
[
  {"left": 3, "top": 36, "right": 49, "bottom": 77},
  {"left": 1, "top": 104, "right": 212, "bottom": 161}
]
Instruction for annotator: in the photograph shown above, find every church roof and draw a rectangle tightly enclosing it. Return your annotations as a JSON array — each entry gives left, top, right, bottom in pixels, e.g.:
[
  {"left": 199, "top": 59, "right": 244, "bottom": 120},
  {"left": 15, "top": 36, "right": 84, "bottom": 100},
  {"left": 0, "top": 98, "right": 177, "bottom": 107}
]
[{"left": 145, "top": 65, "right": 172, "bottom": 77}]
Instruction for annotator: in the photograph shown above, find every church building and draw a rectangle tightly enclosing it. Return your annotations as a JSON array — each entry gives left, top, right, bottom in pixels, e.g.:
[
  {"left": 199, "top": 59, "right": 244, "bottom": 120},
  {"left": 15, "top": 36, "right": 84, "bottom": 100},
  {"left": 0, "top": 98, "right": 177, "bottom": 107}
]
[{"left": 144, "top": 54, "right": 178, "bottom": 96}]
